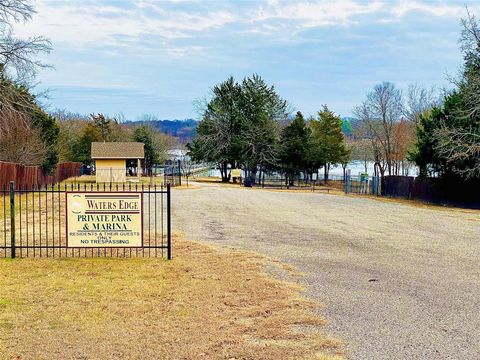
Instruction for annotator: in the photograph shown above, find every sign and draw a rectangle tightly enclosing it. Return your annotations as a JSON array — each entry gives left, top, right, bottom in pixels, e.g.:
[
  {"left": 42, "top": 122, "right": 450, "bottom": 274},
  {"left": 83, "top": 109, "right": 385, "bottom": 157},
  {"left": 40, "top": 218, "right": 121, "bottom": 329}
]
[
  {"left": 66, "top": 192, "right": 143, "bottom": 247},
  {"left": 231, "top": 169, "right": 241, "bottom": 177}
]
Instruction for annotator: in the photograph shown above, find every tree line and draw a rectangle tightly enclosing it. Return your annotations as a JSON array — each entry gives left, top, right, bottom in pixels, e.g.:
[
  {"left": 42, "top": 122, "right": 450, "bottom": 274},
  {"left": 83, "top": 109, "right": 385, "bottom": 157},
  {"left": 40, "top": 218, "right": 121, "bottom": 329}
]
[
  {"left": 189, "top": 75, "right": 349, "bottom": 183},
  {"left": 191, "top": 11, "right": 480, "bottom": 186},
  {"left": 55, "top": 112, "right": 175, "bottom": 173},
  {"left": 351, "top": 10, "right": 479, "bottom": 183}
]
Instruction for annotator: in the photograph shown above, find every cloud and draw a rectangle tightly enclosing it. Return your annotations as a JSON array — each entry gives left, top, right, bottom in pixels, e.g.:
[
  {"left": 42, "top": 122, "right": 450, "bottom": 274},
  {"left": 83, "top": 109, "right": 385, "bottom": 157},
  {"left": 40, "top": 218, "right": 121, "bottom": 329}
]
[
  {"left": 8, "top": 0, "right": 475, "bottom": 118},
  {"left": 13, "top": 0, "right": 236, "bottom": 54},
  {"left": 14, "top": 0, "right": 474, "bottom": 56},
  {"left": 390, "top": 1, "right": 466, "bottom": 18},
  {"left": 252, "top": 1, "right": 385, "bottom": 27}
]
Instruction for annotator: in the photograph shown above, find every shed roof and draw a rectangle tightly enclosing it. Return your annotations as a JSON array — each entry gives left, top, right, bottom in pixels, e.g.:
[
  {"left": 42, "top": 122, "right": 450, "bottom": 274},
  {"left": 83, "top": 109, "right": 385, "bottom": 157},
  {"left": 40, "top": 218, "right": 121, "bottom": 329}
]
[{"left": 91, "top": 142, "right": 144, "bottom": 159}]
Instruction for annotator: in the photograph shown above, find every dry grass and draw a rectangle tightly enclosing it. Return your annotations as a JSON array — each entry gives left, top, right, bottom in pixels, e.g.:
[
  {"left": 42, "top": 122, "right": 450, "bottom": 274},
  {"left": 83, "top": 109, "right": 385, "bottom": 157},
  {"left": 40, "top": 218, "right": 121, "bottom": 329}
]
[
  {"left": 62, "top": 175, "right": 171, "bottom": 186},
  {"left": 0, "top": 234, "right": 343, "bottom": 360}
]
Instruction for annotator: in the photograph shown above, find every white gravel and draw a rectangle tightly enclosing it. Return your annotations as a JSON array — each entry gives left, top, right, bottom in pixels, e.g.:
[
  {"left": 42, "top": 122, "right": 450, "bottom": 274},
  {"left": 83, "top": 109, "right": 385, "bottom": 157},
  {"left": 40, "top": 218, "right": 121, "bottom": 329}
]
[{"left": 171, "top": 182, "right": 480, "bottom": 359}]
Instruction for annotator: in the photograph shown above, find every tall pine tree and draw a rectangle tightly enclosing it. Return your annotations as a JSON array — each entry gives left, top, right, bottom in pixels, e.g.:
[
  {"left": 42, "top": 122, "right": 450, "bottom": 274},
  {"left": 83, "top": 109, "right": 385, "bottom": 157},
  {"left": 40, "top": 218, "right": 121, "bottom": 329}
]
[
  {"left": 279, "top": 111, "right": 310, "bottom": 185},
  {"left": 310, "top": 106, "right": 349, "bottom": 182}
]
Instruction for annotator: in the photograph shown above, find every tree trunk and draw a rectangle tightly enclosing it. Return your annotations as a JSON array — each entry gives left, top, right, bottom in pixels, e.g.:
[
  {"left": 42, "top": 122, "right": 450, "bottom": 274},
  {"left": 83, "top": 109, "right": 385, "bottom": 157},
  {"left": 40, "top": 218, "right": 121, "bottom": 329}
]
[
  {"left": 220, "top": 161, "right": 229, "bottom": 182},
  {"left": 324, "top": 163, "right": 330, "bottom": 184},
  {"left": 250, "top": 167, "right": 257, "bottom": 185}
]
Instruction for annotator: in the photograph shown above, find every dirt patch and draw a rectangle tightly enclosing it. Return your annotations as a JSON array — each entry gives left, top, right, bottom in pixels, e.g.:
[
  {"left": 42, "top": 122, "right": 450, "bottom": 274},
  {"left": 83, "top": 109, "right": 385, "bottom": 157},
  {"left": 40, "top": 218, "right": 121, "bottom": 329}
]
[{"left": 0, "top": 234, "right": 343, "bottom": 360}]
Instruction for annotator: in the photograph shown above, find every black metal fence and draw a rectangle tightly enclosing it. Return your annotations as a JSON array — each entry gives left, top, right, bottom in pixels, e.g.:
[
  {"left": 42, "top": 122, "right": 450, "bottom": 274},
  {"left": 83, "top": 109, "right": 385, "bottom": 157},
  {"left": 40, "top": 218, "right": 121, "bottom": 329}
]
[
  {"left": 243, "top": 173, "right": 381, "bottom": 195},
  {"left": 0, "top": 182, "right": 171, "bottom": 259}
]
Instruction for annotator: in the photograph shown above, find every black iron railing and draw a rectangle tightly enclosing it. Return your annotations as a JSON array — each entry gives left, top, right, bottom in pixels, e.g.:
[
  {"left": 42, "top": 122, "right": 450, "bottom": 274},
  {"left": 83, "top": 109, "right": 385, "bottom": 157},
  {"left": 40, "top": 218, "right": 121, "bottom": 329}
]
[{"left": 0, "top": 182, "right": 171, "bottom": 259}]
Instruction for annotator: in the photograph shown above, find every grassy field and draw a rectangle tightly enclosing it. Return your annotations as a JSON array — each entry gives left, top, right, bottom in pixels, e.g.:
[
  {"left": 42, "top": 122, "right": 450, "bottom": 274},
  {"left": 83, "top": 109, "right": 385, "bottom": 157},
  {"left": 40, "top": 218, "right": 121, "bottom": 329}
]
[{"left": 0, "top": 235, "right": 343, "bottom": 360}]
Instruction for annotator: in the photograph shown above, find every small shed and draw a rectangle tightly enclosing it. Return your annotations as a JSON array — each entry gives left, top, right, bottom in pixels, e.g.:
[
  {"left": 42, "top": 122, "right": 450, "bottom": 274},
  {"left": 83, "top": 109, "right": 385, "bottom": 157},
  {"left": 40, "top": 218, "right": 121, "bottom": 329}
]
[{"left": 91, "top": 142, "right": 144, "bottom": 183}]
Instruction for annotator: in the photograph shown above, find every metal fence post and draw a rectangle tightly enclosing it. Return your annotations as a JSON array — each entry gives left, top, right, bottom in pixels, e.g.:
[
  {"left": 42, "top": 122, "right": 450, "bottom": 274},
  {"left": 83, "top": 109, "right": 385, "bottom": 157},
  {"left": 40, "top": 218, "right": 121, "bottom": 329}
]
[
  {"left": 166, "top": 183, "right": 172, "bottom": 260},
  {"left": 345, "top": 170, "right": 351, "bottom": 194},
  {"left": 9, "top": 181, "right": 15, "bottom": 259},
  {"left": 177, "top": 160, "right": 182, "bottom": 186}
]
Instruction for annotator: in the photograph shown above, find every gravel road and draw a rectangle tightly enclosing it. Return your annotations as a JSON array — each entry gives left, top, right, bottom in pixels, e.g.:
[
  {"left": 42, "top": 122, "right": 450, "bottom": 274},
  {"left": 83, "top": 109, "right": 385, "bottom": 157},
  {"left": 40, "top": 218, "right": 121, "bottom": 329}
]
[{"left": 171, "top": 182, "right": 480, "bottom": 359}]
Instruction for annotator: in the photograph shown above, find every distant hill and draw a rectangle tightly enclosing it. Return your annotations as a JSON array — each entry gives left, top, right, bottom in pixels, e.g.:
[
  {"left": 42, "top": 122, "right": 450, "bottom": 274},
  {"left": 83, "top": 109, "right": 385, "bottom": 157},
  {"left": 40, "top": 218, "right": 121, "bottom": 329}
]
[
  {"left": 127, "top": 117, "right": 357, "bottom": 142},
  {"left": 126, "top": 119, "right": 197, "bottom": 143}
]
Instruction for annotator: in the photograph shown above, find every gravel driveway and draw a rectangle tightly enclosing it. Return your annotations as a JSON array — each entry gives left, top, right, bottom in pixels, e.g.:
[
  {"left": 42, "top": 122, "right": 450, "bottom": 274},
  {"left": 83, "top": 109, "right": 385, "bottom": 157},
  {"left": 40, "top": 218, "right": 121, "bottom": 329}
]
[{"left": 171, "top": 182, "right": 480, "bottom": 359}]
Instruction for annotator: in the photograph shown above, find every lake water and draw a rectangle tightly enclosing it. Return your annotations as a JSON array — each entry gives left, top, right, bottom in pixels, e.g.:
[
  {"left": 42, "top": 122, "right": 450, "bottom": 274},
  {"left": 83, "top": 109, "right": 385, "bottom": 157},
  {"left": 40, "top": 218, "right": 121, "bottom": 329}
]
[
  {"left": 199, "top": 160, "right": 419, "bottom": 178},
  {"left": 329, "top": 161, "right": 417, "bottom": 177}
]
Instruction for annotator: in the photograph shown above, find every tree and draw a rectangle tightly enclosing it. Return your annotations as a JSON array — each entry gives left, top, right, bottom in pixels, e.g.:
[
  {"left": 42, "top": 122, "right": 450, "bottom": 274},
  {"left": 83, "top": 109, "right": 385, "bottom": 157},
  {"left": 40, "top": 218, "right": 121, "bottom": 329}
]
[
  {"left": 410, "top": 92, "right": 463, "bottom": 178},
  {"left": 179, "top": 151, "right": 193, "bottom": 186},
  {"left": 349, "top": 138, "right": 374, "bottom": 174},
  {"left": 0, "top": 109, "right": 48, "bottom": 165},
  {"left": 0, "top": 78, "right": 58, "bottom": 171},
  {"left": 53, "top": 110, "right": 88, "bottom": 162},
  {"left": 189, "top": 76, "right": 243, "bottom": 182},
  {"left": 433, "top": 10, "right": 480, "bottom": 179},
  {"left": 133, "top": 125, "right": 161, "bottom": 175},
  {"left": 405, "top": 84, "right": 439, "bottom": 125},
  {"left": 311, "top": 105, "right": 349, "bottom": 182},
  {"left": 71, "top": 123, "right": 101, "bottom": 165},
  {"left": 278, "top": 111, "right": 310, "bottom": 185},
  {"left": 239, "top": 74, "right": 287, "bottom": 183},
  {"left": 0, "top": 0, "right": 51, "bottom": 84},
  {"left": 353, "top": 82, "right": 403, "bottom": 176},
  {"left": 0, "top": 1, "right": 57, "bottom": 171},
  {"left": 31, "top": 108, "right": 59, "bottom": 173},
  {"left": 190, "top": 74, "right": 288, "bottom": 183},
  {"left": 435, "top": 125, "right": 480, "bottom": 179},
  {"left": 90, "top": 113, "right": 121, "bottom": 142},
  {"left": 410, "top": 10, "right": 480, "bottom": 181}
]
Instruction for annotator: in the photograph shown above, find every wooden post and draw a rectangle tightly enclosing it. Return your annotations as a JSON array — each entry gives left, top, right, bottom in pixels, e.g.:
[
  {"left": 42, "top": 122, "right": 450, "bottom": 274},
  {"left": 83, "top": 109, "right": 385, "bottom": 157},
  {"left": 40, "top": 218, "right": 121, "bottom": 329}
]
[
  {"left": 9, "top": 181, "right": 15, "bottom": 259},
  {"left": 137, "top": 159, "right": 141, "bottom": 178}
]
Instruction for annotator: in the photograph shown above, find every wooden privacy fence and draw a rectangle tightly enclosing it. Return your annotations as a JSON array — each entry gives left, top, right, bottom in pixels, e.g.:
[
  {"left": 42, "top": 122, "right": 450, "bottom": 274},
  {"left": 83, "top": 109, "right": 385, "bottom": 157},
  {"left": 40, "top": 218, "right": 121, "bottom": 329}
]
[
  {"left": 381, "top": 175, "right": 480, "bottom": 208},
  {"left": 0, "top": 161, "right": 81, "bottom": 189}
]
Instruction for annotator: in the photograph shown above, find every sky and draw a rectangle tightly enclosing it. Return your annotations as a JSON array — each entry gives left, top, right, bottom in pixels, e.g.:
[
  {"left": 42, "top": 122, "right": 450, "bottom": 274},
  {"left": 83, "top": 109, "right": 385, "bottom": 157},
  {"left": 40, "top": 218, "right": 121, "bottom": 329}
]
[{"left": 12, "top": 0, "right": 480, "bottom": 120}]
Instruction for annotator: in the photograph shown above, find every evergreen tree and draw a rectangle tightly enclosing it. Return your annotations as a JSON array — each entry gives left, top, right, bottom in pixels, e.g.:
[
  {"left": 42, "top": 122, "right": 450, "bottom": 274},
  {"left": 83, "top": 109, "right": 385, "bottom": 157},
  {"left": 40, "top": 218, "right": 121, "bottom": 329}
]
[
  {"left": 31, "top": 108, "right": 59, "bottom": 173},
  {"left": 410, "top": 11, "right": 480, "bottom": 180},
  {"left": 133, "top": 125, "right": 160, "bottom": 175},
  {"left": 311, "top": 106, "right": 349, "bottom": 182},
  {"left": 71, "top": 123, "right": 101, "bottom": 165},
  {"left": 189, "top": 76, "right": 243, "bottom": 182},
  {"left": 239, "top": 74, "right": 287, "bottom": 183},
  {"left": 190, "top": 74, "right": 287, "bottom": 183},
  {"left": 279, "top": 111, "right": 310, "bottom": 185}
]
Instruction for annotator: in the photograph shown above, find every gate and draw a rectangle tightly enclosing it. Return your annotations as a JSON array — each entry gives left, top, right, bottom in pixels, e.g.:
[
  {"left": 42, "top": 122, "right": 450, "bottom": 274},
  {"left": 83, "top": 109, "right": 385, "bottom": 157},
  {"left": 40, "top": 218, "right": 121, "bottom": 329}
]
[{"left": 0, "top": 182, "right": 171, "bottom": 259}]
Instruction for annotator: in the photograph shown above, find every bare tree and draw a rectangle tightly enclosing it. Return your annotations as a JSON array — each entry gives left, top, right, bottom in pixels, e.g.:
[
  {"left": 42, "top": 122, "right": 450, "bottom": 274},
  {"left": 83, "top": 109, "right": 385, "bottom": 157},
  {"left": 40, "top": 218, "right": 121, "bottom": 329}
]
[
  {"left": 0, "top": 109, "right": 48, "bottom": 164},
  {"left": 405, "top": 84, "right": 439, "bottom": 124},
  {"left": 0, "top": 0, "right": 51, "bottom": 82},
  {"left": 0, "top": 0, "right": 51, "bottom": 125},
  {"left": 0, "top": 0, "right": 33, "bottom": 22},
  {"left": 179, "top": 152, "right": 193, "bottom": 186},
  {"left": 348, "top": 138, "right": 373, "bottom": 174},
  {"left": 353, "top": 82, "right": 403, "bottom": 176}
]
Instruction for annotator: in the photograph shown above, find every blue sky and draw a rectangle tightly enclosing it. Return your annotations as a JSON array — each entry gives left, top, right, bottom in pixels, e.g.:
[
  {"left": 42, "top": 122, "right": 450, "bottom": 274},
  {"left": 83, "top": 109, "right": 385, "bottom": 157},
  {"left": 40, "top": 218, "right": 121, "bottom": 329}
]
[{"left": 13, "top": 0, "right": 480, "bottom": 120}]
